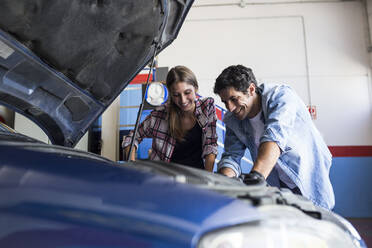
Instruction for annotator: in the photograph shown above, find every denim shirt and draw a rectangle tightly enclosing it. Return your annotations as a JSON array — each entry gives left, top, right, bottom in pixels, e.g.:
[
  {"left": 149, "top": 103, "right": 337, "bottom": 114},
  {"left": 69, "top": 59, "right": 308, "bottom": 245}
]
[{"left": 218, "top": 84, "right": 335, "bottom": 209}]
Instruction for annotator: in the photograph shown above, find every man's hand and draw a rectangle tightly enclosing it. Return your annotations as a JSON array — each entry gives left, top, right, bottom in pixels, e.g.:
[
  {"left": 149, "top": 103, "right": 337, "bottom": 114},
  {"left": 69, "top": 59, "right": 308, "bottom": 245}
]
[
  {"left": 218, "top": 167, "right": 237, "bottom": 177},
  {"left": 243, "top": 170, "right": 266, "bottom": 185}
]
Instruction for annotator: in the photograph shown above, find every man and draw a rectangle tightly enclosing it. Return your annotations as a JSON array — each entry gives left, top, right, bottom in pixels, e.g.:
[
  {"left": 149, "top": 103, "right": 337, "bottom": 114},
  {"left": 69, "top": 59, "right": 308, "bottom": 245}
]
[{"left": 214, "top": 65, "right": 334, "bottom": 209}]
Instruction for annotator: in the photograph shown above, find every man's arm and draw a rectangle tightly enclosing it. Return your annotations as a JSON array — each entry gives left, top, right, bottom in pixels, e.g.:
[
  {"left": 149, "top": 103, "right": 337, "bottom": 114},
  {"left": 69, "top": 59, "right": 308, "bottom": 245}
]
[
  {"left": 219, "top": 167, "right": 237, "bottom": 177},
  {"left": 253, "top": 86, "right": 299, "bottom": 178},
  {"left": 260, "top": 85, "right": 298, "bottom": 157},
  {"left": 218, "top": 126, "right": 246, "bottom": 177},
  {"left": 251, "top": 141, "right": 280, "bottom": 178}
]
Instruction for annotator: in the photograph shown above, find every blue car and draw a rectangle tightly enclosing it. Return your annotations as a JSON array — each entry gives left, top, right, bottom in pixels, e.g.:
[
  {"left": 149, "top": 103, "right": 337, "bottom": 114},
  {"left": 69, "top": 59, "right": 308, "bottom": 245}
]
[{"left": 0, "top": 1, "right": 366, "bottom": 247}]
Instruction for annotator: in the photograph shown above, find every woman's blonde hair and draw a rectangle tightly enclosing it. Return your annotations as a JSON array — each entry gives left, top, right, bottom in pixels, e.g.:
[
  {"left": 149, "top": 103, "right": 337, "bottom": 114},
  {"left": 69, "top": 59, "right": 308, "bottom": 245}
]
[{"left": 166, "top": 65, "right": 198, "bottom": 141}]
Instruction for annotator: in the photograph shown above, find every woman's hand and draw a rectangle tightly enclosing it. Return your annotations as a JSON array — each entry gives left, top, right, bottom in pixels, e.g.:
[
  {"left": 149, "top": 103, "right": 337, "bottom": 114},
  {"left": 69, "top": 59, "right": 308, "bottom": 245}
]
[{"left": 124, "top": 146, "right": 137, "bottom": 161}]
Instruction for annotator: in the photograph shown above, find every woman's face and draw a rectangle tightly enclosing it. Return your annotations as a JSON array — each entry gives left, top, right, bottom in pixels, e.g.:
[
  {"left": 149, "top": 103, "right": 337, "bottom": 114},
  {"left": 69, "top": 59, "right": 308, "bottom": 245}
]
[{"left": 170, "top": 81, "right": 197, "bottom": 114}]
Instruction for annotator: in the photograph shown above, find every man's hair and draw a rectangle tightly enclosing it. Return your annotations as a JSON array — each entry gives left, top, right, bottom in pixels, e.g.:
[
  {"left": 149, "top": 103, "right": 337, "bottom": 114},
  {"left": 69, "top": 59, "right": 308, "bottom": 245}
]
[{"left": 214, "top": 65, "right": 257, "bottom": 94}]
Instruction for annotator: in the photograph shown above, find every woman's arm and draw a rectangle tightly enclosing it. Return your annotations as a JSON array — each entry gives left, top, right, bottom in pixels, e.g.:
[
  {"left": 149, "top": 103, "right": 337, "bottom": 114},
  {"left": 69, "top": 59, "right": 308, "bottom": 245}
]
[
  {"left": 204, "top": 153, "right": 216, "bottom": 172},
  {"left": 124, "top": 145, "right": 137, "bottom": 161},
  {"left": 201, "top": 98, "right": 218, "bottom": 158},
  {"left": 122, "top": 110, "right": 156, "bottom": 160}
]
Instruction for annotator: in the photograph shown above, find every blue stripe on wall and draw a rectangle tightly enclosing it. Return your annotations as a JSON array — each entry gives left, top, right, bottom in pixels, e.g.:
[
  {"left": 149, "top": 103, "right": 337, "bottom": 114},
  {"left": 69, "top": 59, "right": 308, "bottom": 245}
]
[
  {"left": 330, "top": 157, "right": 372, "bottom": 218},
  {"left": 120, "top": 85, "right": 142, "bottom": 106}
]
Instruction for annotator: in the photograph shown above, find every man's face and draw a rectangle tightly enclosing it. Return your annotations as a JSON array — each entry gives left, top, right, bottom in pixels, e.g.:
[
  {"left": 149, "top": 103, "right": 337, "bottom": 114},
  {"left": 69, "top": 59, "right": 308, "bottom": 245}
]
[{"left": 219, "top": 84, "right": 258, "bottom": 120}]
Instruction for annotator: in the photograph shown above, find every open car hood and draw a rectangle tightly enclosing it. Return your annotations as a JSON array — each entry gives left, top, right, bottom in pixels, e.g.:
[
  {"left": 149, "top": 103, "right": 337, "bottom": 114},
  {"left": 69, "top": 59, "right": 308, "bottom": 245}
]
[{"left": 0, "top": 0, "right": 193, "bottom": 147}]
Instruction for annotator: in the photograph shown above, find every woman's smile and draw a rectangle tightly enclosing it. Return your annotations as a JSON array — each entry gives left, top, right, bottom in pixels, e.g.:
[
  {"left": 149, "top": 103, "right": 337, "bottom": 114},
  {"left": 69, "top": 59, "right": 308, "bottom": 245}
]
[{"left": 170, "top": 82, "right": 197, "bottom": 113}]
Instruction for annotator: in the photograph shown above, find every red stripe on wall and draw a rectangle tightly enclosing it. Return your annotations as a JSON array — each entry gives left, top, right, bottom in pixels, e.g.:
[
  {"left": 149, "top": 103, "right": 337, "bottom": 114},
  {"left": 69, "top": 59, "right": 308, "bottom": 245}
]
[
  {"left": 130, "top": 74, "right": 153, "bottom": 84},
  {"left": 328, "top": 146, "right": 372, "bottom": 157},
  {"left": 216, "top": 108, "right": 222, "bottom": 121}
]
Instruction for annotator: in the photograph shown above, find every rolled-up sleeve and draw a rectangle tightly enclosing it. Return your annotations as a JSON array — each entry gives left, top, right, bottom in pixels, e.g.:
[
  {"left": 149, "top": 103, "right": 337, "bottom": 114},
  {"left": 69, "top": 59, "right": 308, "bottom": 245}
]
[
  {"left": 122, "top": 112, "right": 153, "bottom": 149},
  {"left": 261, "top": 86, "right": 298, "bottom": 152},
  {"left": 217, "top": 126, "right": 246, "bottom": 176}
]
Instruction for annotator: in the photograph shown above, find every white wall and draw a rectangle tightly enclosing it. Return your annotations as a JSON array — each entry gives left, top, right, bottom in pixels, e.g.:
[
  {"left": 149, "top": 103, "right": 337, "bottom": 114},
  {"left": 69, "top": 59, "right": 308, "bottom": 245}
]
[
  {"left": 14, "top": 113, "right": 89, "bottom": 151},
  {"left": 101, "top": 96, "right": 119, "bottom": 161},
  {"left": 158, "top": 0, "right": 372, "bottom": 146},
  {"left": 0, "top": 106, "right": 13, "bottom": 125}
]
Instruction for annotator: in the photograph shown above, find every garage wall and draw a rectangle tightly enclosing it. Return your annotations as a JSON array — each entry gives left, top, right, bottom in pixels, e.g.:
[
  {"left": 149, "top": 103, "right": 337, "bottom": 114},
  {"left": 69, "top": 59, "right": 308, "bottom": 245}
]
[
  {"left": 159, "top": 0, "right": 372, "bottom": 146},
  {"left": 158, "top": 0, "right": 372, "bottom": 217},
  {"left": 14, "top": 113, "right": 89, "bottom": 151},
  {"left": 6, "top": 0, "right": 371, "bottom": 216}
]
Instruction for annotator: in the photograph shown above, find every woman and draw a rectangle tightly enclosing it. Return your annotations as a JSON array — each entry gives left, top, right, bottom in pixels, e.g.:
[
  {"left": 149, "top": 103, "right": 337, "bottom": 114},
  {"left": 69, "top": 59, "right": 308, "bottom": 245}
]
[{"left": 123, "top": 65, "right": 217, "bottom": 171}]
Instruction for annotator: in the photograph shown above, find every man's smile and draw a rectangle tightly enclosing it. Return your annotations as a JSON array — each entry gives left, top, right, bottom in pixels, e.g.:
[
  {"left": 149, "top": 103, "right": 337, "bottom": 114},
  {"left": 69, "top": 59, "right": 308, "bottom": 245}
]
[{"left": 234, "top": 106, "right": 244, "bottom": 117}]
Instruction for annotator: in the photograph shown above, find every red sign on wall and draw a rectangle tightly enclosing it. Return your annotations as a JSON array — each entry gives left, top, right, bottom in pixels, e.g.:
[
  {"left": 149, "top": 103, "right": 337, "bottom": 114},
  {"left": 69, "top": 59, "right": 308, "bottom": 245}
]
[{"left": 307, "top": 105, "right": 317, "bottom": 120}]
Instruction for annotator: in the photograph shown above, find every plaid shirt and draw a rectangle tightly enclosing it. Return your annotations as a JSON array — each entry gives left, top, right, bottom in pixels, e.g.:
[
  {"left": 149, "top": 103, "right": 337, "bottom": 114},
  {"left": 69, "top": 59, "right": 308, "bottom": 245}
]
[{"left": 123, "top": 97, "right": 218, "bottom": 162}]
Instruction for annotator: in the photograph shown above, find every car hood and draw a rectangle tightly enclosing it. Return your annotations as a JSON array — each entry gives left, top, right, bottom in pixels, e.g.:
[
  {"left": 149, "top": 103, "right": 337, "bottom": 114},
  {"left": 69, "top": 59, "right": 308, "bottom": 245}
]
[
  {"left": 0, "top": 138, "right": 261, "bottom": 247},
  {"left": 0, "top": 136, "right": 365, "bottom": 247},
  {"left": 0, "top": 0, "right": 193, "bottom": 146}
]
